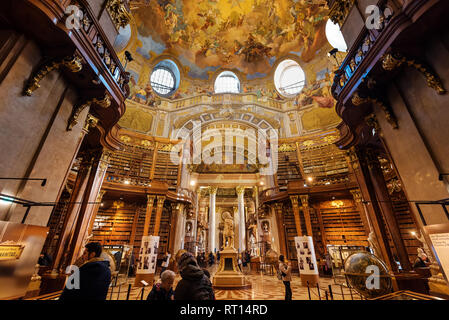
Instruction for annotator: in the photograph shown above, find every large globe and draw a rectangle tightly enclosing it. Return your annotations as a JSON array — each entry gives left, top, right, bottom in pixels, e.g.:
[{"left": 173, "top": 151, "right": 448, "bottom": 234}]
[{"left": 344, "top": 252, "right": 393, "bottom": 299}]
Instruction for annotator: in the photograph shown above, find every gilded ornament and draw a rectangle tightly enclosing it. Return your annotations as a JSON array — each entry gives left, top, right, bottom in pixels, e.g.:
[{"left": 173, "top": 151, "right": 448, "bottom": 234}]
[
  {"left": 278, "top": 143, "right": 296, "bottom": 152},
  {"left": 236, "top": 186, "right": 245, "bottom": 195},
  {"left": 350, "top": 189, "right": 362, "bottom": 203},
  {"left": 382, "top": 53, "right": 446, "bottom": 94},
  {"left": 24, "top": 55, "right": 82, "bottom": 96},
  {"left": 299, "top": 195, "right": 309, "bottom": 207},
  {"left": 83, "top": 114, "right": 98, "bottom": 132},
  {"left": 208, "top": 186, "right": 218, "bottom": 195},
  {"left": 120, "top": 135, "right": 132, "bottom": 143},
  {"left": 67, "top": 93, "right": 111, "bottom": 131},
  {"left": 106, "top": 0, "right": 131, "bottom": 29},
  {"left": 387, "top": 178, "right": 402, "bottom": 194}
]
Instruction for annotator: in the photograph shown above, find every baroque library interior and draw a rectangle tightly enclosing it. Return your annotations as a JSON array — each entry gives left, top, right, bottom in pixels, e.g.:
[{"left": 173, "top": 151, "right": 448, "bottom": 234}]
[{"left": 1, "top": 0, "right": 449, "bottom": 304}]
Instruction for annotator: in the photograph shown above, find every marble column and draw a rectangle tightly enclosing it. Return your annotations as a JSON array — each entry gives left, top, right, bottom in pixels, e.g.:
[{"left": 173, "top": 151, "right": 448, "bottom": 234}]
[
  {"left": 236, "top": 186, "right": 246, "bottom": 252},
  {"left": 143, "top": 195, "right": 156, "bottom": 236},
  {"left": 153, "top": 196, "right": 166, "bottom": 235},
  {"left": 290, "top": 195, "right": 303, "bottom": 236},
  {"left": 300, "top": 195, "right": 313, "bottom": 237},
  {"left": 66, "top": 148, "right": 104, "bottom": 267},
  {"left": 169, "top": 203, "right": 183, "bottom": 254},
  {"left": 208, "top": 186, "right": 217, "bottom": 253},
  {"left": 273, "top": 203, "right": 288, "bottom": 256}
]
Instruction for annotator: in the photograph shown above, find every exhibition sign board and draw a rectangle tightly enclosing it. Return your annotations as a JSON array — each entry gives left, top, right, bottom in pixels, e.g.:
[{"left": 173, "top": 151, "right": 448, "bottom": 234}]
[
  {"left": 424, "top": 223, "right": 449, "bottom": 284},
  {"left": 136, "top": 235, "right": 160, "bottom": 275},
  {"left": 295, "top": 236, "right": 319, "bottom": 275},
  {"left": 295, "top": 236, "right": 319, "bottom": 286}
]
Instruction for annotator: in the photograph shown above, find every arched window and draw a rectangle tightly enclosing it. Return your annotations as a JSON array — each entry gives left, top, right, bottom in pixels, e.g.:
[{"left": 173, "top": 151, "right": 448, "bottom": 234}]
[
  {"left": 150, "top": 59, "right": 180, "bottom": 97},
  {"left": 325, "top": 19, "right": 347, "bottom": 52},
  {"left": 214, "top": 71, "right": 240, "bottom": 94},
  {"left": 274, "top": 59, "right": 306, "bottom": 97}
]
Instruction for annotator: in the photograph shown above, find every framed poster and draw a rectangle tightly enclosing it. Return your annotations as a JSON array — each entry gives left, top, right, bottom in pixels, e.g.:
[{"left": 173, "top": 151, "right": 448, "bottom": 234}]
[
  {"left": 424, "top": 223, "right": 449, "bottom": 284},
  {"left": 136, "top": 235, "right": 160, "bottom": 275},
  {"left": 295, "top": 236, "right": 318, "bottom": 275}
]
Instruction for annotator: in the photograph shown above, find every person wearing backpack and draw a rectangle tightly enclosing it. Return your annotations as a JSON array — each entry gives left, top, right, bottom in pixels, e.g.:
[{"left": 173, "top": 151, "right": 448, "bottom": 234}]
[{"left": 278, "top": 255, "right": 292, "bottom": 300}]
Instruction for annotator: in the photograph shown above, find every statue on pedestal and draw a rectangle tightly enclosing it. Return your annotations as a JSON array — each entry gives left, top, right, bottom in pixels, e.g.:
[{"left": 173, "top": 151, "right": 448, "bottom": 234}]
[{"left": 222, "top": 211, "right": 234, "bottom": 248}]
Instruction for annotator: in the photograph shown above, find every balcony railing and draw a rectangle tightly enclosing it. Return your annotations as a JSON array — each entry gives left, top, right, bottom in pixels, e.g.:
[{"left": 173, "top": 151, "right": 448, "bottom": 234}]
[
  {"left": 75, "top": 0, "right": 129, "bottom": 96},
  {"left": 332, "top": 2, "right": 394, "bottom": 99}
]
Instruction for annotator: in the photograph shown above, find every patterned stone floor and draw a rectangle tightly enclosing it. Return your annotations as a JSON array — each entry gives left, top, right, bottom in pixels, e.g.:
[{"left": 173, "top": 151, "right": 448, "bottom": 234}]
[{"left": 107, "top": 268, "right": 364, "bottom": 301}]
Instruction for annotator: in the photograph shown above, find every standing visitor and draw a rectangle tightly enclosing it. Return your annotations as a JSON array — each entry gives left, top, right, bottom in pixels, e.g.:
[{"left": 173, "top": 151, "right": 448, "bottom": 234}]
[
  {"left": 174, "top": 252, "right": 215, "bottom": 300},
  {"left": 208, "top": 251, "right": 215, "bottom": 267},
  {"left": 59, "top": 242, "right": 111, "bottom": 300},
  {"left": 278, "top": 255, "right": 292, "bottom": 301}
]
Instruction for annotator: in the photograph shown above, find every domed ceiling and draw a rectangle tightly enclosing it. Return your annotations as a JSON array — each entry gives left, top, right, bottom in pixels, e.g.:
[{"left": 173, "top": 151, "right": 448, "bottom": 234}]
[{"left": 129, "top": 0, "right": 329, "bottom": 79}]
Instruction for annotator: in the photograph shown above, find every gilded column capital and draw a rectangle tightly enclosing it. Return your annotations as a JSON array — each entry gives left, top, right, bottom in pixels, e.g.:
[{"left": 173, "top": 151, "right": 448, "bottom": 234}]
[
  {"left": 96, "top": 190, "right": 106, "bottom": 202},
  {"left": 299, "top": 195, "right": 309, "bottom": 208},
  {"left": 350, "top": 189, "right": 363, "bottom": 203},
  {"left": 290, "top": 195, "right": 299, "bottom": 208},
  {"left": 236, "top": 186, "right": 245, "bottom": 195},
  {"left": 208, "top": 186, "right": 218, "bottom": 195},
  {"left": 146, "top": 194, "right": 156, "bottom": 204},
  {"left": 273, "top": 203, "right": 283, "bottom": 211},
  {"left": 157, "top": 196, "right": 166, "bottom": 207},
  {"left": 99, "top": 151, "right": 111, "bottom": 170}
]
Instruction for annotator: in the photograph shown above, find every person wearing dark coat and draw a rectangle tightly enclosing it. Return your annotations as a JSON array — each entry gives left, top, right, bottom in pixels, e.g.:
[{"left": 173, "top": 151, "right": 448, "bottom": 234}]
[
  {"left": 147, "top": 270, "right": 175, "bottom": 301},
  {"left": 59, "top": 242, "right": 111, "bottom": 301},
  {"left": 174, "top": 252, "right": 215, "bottom": 300}
]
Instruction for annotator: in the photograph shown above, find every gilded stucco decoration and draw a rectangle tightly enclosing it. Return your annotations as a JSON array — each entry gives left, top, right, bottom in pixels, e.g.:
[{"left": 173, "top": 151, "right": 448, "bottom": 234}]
[
  {"left": 382, "top": 53, "right": 446, "bottom": 95},
  {"left": 301, "top": 107, "right": 341, "bottom": 131},
  {"left": 24, "top": 55, "right": 83, "bottom": 96},
  {"left": 118, "top": 106, "right": 153, "bottom": 133},
  {"left": 107, "top": 0, "right": 132, "bottom": 29}
]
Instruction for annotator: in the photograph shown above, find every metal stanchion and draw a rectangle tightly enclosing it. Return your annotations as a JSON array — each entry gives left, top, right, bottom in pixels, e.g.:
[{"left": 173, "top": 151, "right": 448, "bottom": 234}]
[
  {"left": 348, "top": 287, "right": 354, "bottom": 300},
  {"left": 316, "top": 283, "right": 321, "bottom": 300},
  {"left": 328, "top": 284, "right": 334, "bottom": 300},
  {"left": 307, "top": 281, "right": 311, "bottom": 300},
  {"left": 126, "top": 284, "right": 132, "bottom": 300},
  {"left": 109, "top": 285, "right": 114, "bottom": 300},
  {"left": 140, "top": 287, "right": 145, "bottom": 300},
  {"left": 117, "top": 283, "right": 121, "bottom": 300},
  {"left": 340, "top": 284, "right": 345, "bottom": 300},
  {"left": 325, "top": 290, "right": 328, "bottom": 300}
]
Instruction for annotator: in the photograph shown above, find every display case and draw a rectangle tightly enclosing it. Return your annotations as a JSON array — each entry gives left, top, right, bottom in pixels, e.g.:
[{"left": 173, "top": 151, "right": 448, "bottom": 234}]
[
  {"left": 327, "top": 245, "right": 371, "bottom": 285},
  {"left": 103, "top": 244, "right": 133, "bottom": 286}
]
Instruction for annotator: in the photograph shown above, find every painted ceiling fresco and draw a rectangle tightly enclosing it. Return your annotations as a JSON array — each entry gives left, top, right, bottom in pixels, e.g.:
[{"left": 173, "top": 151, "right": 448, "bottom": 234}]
[{"left": 131, "top": 0, "right": 329, "bottom": 79}]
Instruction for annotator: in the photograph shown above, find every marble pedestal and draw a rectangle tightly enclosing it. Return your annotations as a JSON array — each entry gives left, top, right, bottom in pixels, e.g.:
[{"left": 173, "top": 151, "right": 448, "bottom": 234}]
[{"left": 212, "top": 247, "right": 251, "bottom": 289}]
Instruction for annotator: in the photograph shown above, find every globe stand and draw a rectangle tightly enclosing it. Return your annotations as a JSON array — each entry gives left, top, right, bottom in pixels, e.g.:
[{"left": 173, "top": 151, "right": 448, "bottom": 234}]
[{"left": 212, "top": 246, "right": 252, "bottom": 289}]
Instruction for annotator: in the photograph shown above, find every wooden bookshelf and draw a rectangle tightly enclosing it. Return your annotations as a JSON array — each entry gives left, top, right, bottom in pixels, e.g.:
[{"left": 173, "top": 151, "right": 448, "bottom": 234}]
[{"left": 319, "top": 202, "right": 368, "bottom": 247}]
